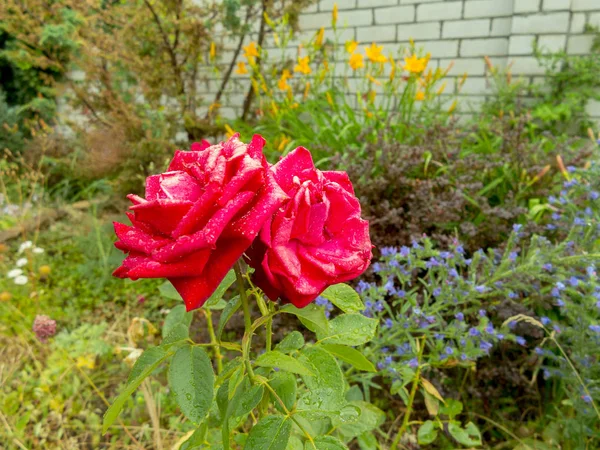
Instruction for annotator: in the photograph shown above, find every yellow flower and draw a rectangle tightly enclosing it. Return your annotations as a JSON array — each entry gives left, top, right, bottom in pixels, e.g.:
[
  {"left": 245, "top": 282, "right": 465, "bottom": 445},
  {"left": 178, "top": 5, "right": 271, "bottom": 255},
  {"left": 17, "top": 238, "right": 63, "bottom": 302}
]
[
  {"left": 315, "top": 27, "right": 325, "bottom": 47},
  {"left": 208, "top": 102, "right": 221, "bottom": 114},
  {"left": 76, "top": 354, "right": 96, "bottom": 370},
  {"left": 294, "top": 56, "right": 312, "bottom": 75},
  {"left": 224, "top": 124, "right": 235, "bottom": 138},
  {"left": 367, "top": 75, "right": 381, "bottom": 86},
  {"left": 389, "top": 56, "right": 396, "bottom": 81},
  {"left": 332, "top": 3, "right": 338, "bottom": 26},
  {"left": 235, "top": 61, "right": 248, "bottom": 75},
  {"left": 345, "top": 40, "right": 359, "bottom": 54},
  {"left": 270, "top": 100, "right": 279, "bottom": 116},
  {"left": 415, "top": 90, "right": 425, "bottom": 101},
  {"left": 349, "top": 52, "right": 364, "bottom": 70},
  {"left": 39, "top": 265, "right": 51, "bottom": 276},
  {"left": 277, "top": 135, "right": 291, "bottom": 152},
  {"left": 326, "top": 92, "right": 334, "bottom": 106},
  {"left": 0, "top": 292, "right": 11, "bottom": 302},
  {"left": 404, "top": 54, "right": 429, "bottom": 74},
  {"left": 243, "top": 42, "right": 259, "bottom": 61},
  {"left": 278, "top": 76, "right": 291, "bottom": 91},
  {"left": 437, "top": 82, "right": 447, "bottom": 95},
  {"left": 290, "top": 102, "right": 299, "bottom": 109},
  {"left": 304, "top": 81, "right": 311, "bottom": 100},
  {"left": 365, "top": 43, "right": 387, "bottom": 63},
  {"left": 448, "top": 99, "right": 457, "bottom": 114},
  {"left": 210, "top": 42, "right": 216, "bottom": 60}
]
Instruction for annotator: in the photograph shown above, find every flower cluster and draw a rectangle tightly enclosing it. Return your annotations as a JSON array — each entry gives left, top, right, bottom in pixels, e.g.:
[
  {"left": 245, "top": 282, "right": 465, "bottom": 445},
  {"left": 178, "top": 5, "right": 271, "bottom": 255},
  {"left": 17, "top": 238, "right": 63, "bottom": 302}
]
[
  {"left": 5, "top": 240, "right": 46, "bottom": 287},
  {"left": 113, "top": 135, "right": 372, "bottom": 310}
]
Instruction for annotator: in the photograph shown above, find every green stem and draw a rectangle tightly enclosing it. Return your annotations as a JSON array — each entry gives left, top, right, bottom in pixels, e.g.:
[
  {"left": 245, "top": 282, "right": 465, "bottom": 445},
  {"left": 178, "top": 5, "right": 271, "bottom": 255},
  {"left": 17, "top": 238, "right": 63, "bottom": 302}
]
[
  {"left": 391, "top": 336, "right": 425, "bottom": 450},
  {"left": 203, "top": 309, "right": 223, "bottom": 374},
  {"left": 234, "top": 261, "right": 256, "bottom": 383}
]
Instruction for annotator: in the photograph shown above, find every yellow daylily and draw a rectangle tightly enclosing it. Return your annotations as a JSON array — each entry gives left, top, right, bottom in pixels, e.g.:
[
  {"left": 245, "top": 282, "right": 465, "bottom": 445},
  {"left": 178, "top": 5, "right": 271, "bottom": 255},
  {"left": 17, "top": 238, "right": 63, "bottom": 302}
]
[
  {"left": 389, "top": 56, "right": 396, "bottom": 81},
  {"left": 224, "top": 124, "right": 236, "bottom": 138},
  {"left": 278, "top": 70, "right": 292, "bottom": 91},
  {"left": 277, "top": 135, "right": 291, "bottom": 151},
  {"left": 415, "top": 90, "right": 425, "bottom": 101},
  {"left": 367, "top": 75, "right": 381, "bottom": 86},
  {"left": 332, "top": 3, "right": 338, "bottom": 26},
  {"left": 349, "top": 52, "right": 364, "bottom": 70},
  {"left": 294, "top": 56, "right": 312, "bottom": 75},
  {"left": 404, "top": 54, "right": 429, "bottom": 74},
  {"left": 448, "top": 99, "right": 458, "bottom": 113},
  {"left": 365, "top": 43, "right": 387, "bottom": 63},
  {"left": 303, "top": 81, "right": 311, "bottom": 99},
  {"left": 326, "top": 92, "right": 334, "bottom": 106},
  {"left": 235, "top": 61, "right": 248, "bottom": 75},
  {"left": 210, "top": 42, "right": 216, "bottom": 60},
  {"left": 345, "top": 40, "right": 359, "bottom": 54},
  {"left": 243, "top": 42, "right": 259, "bottom": 61},
  {"left": 315, "top": 27, "right": 325, "bottom": 47}
]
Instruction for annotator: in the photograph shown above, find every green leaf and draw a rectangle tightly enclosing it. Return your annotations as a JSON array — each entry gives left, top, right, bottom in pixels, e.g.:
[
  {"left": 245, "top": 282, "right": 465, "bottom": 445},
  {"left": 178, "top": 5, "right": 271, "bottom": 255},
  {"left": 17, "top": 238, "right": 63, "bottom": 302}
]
[
  {"left": 233, "top": 384, "right": 264, "bottom": 419},
  {"left": 321, "top": 283, "right": 363, "bottom": 313},
  {"left": 161, "top": 323, "right": 190, "bottom": 346},
  {"left": 168, "top": 345, "right": 215, "bottom": 424},
  {"left": 103, "top": 347, "right": 170, "bottom": 433},
  {"left": 337, "top": 401, "right": 385, "bottom": 440},
  {"left": 316, "top": 313, "right": 378, "bottom": 346},
  {"left": 244, "top": 415, "right": 291, "bottom": 450},
  {"left": 417, "top": 420, "right": 438, "bottom": 445},
  {"left": 287, "top": 436, "right": 304, "bottom": 450},
  {"left": 321, "top": 344, "right": 376, "bottom": 372},
  {"left": 357, "top": 432, "right": 378, "bottom": 450},
  {"left": 217, "top": 295, "right": 241, "bottom": 340},
  {"left": 275, "top": 331, "right": 305, "bottom": 353},
  {"left": 255, "top": 351, "right": 314, "bottom": 376},
  {"left": 204, "top": 270, "right": 235, "bottom": 309},
  {"left": 159, "top": 281, "right": 183, "bottom": 301},
  {"left": 269, "top": 371, "right": 297, "bottom": 413},
  {"left": 440, "top": 399, "right": 463, "bottom": 419},
  {"left": 298, "top": 346, "right": 346, "bottom": 413},
  {"left": 281, "top": 304, "right": 328, "bottom": 333},
  {"left": 448, "top": 421, "right": 482, "bottom": 447},
  {"left": 162, "top": 304, "right": 193, "bottom": 338},
  {"left": 305, "top": 436, "right": 348, "bottom": 449}
]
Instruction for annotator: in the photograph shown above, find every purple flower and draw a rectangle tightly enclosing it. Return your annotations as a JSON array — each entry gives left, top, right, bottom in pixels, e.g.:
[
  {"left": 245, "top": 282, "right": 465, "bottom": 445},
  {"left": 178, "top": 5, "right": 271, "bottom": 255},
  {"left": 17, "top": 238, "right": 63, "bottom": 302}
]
[
  {"left": 555, "top": 299, "right": 565, "bottom": 308},
  {"left": 382, "top": 347, "right": 389, "bottom": 353},
  {"left": 508, "top": 291, "right": 517, "bottom": 299},
  {"left": 478, "top": 309, "right": 487, "bottom": 317},
  {"left": 587, "top": 266, "right": 596, "bottom": 277},
  {"left": 569, "top": 276, "right": 579, "bottom": 287},
  {"left": 384, "top": 318, "right": 393, "bottom": 328},
  {"left": 455, "top": 312, "right": 464, "bottom": 321},
  {"left": 515, "top": 336, "right": 526, "bottom": 346},
  {"left": 407, "top": 358, "right": 419, "bottom": 369},
  {"left": 590, "top": 191, "right": 599, "bottom": 201},
  {"left": 444, "top": 346, "right": 454, "bottom": 356},
  {"left": 372, "top": 262, "right": 382, "bottom": 273},
  {"left": 534, "top": 347, "right": 545, "bottom": 356},
  {"left": 375, "top": 300, "right": 384, "bottom": 312},
  {"left": 509, "top": 252, "right": 518, "bottom": 261},
  {"left": 543, "top": 263, "right": 553, "bottom": 271},
  {"left": 426, "top": 258, "right": 440, "bottom": 268},
  {"left": 480, "top": 340, "right": 493, "bottom": 353},
  {"left": 574, "top": 217, "right": 586, "bottom": 226},
  {"left": 449, "top": 268, "right": 459, "bottom": 278},
  {"left": 513, "top": 224, "right": 523, "bottom": 233},
  {"left": 469, "top": 327, "right": 480, "bottom": 337},
  {"left": 508, "top": 321, "right": 517, "bottom": 329},
  {"left": 541, "top": 316, "right": 551, "bottom": 326},
  {"left": 455, "top": 244, "right": 465, "bottom": 254},
  {"left": 399, "top": 246, "right": 410, "bottom": 257},
  {"left": 485, "top": 324, "right": 494, "bottom": 334},
  {"left": 589, "top": 325, "right": 600, "bottom": 333},
  {"left": 426, "top": 315, "right": 436, "bottom": 324},
  {"left": 396, "top": 343, "right": 411, "bottom": 355},
  {"left": 433, "top": 287, "right": 441, "bottom": 297},
  {"left": 583, "top": 395, "right": 592, "bottom": 404},
  {"left": 551, "top": 213, "right": 561, "bottom": 221},
  {"left": 548, "top": 195, "right": 557, "bottom": 204},
  {"left": 434, "top": 333, "right": 444, "bottom": 340},
  {"left": 381, "top": 246, "right": 398, "bottom": 257},
  {"left": 33, "top": 315, "right": 57, "bottom": 343},
  {"left": 357, "top": 280, "right": 372, "bottom": 293},
  {"left": 396, "top": 289, "right": 406, "bottom": 298},
  {"left": 385, "top": 356, "right": 393, "bottom": 365},
  {"left": 475, "top": 286, "right": 488, "bottom": 294},
  {"left": 465, "top": 258, "right": 472, "bottom": 266},
  {"left": 460, "top": 353, "right": 468, "bottom": 361}
]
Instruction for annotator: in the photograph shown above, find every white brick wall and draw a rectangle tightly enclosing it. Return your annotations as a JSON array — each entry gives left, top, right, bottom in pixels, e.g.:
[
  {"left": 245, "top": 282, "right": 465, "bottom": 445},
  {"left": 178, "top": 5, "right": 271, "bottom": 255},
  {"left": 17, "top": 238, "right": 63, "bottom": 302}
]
[{"left": 203, "top": 0, "right": 600, "bottom": 122}]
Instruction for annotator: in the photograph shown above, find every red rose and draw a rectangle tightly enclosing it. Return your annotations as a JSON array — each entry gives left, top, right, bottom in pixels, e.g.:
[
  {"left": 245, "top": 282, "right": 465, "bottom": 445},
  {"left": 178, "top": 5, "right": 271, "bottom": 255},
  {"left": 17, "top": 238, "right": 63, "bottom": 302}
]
[
  {"left": 246, "top": 147, "right": 372, "bottom": 307},
  {"left": 113, "top": 135, "right": 287, "bottom": 311}
]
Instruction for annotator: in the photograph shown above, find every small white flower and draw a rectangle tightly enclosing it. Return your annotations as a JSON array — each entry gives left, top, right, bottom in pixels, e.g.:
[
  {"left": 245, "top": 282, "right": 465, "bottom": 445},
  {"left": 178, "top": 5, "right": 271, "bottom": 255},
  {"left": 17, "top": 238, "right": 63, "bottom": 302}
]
[
  {"left": 33, "top": 247, "right": 44, "bottom": 254},
  {"left": 7, "top": 269, "right": 23, "bottom": 278},
  {"left": 18, "top": 241, "right": 33, "bottom": 253},
  {"left": 124, "top": 348, "right": 143, "bottom": 366},
  {"left": 14, "top": 275, "right": 28, "bottom": 285},
  {"left": 16, "top": 258, "right": 28, "bottom": 267}
]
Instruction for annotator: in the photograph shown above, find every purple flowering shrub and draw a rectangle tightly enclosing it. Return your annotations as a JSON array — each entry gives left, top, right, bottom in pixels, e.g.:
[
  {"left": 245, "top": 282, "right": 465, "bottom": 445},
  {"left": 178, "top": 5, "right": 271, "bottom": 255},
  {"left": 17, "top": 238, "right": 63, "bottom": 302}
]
[{"left": 312, "top": 161, "right": 600, "bottom": 447}]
